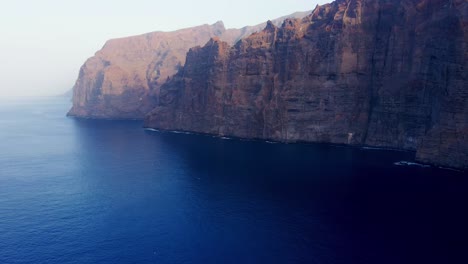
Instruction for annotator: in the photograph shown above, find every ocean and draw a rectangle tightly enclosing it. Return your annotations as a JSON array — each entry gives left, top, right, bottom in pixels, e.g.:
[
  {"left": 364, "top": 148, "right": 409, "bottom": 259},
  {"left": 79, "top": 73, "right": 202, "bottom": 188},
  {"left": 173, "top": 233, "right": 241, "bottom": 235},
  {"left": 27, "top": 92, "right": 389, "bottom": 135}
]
[{"left": 0, "top": 97, "right": 467, "bottom": 264}]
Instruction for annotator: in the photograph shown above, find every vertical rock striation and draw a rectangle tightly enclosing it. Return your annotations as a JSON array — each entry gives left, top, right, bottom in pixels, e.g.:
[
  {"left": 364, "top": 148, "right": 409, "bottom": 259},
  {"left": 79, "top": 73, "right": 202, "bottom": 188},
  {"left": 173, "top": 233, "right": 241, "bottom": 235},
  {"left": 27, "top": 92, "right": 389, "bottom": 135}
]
[
  {"left": 145, "top": 0, "right": 468, "bottom": 170},
  {"left": 68, "top": 22, "right": 226, "bottom": 119},
  {"left": 68, "top": 12, "right": 311, "bottom": 119}
]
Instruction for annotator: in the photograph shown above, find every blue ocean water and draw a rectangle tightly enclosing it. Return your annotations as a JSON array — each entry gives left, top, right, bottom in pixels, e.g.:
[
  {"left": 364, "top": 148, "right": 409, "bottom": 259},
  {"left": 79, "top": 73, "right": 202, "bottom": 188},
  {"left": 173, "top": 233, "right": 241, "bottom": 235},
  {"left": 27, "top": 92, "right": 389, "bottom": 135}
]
[{"left": 0, "top": 97, "right": 467, "bottom": 264}]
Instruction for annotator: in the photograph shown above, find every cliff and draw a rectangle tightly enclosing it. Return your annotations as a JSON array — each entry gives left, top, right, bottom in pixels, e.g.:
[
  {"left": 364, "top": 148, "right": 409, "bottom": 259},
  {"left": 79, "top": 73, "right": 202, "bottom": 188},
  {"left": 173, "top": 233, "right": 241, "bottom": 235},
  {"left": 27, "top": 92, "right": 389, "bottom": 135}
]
[
  {"left": 145, "top": 0, "right": 468, "bottom": 170},
  {"left": 68, "top": 12, "right": 310, "bottom": 119},
  {"left": 219, "top": 11, "right": 311, "bottom": 44},
  {"left": 68, "top": 22, "right": 225, "bottom": 119}
]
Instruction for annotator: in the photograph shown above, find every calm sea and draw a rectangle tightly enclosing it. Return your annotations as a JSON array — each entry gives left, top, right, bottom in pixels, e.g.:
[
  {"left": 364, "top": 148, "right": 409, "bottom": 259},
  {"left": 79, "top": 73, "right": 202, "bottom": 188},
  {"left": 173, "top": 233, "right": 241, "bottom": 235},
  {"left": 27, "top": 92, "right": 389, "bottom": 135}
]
[{"left": 0, "top": 97, "right": 467, "bottom": 264}]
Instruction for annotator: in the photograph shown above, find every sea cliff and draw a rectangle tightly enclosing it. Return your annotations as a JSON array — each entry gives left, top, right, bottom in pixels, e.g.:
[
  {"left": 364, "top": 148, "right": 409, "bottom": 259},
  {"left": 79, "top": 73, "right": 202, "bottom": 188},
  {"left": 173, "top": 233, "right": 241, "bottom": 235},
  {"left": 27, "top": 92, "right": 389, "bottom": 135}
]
[
  {"left": 144, "top": 0, "right": 468, "bottom": 170},
  {"left": 68, "top": 12, "right": 309, "bottom": 119}
]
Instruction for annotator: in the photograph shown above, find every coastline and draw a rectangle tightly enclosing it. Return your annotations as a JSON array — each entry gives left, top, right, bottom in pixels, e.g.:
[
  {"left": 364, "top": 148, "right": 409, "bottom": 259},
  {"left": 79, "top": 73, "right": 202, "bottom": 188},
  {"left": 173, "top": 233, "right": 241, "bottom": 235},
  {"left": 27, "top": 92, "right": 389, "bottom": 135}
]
[{"left": 142, "top": 126, "right": 466, "bottom": 173}]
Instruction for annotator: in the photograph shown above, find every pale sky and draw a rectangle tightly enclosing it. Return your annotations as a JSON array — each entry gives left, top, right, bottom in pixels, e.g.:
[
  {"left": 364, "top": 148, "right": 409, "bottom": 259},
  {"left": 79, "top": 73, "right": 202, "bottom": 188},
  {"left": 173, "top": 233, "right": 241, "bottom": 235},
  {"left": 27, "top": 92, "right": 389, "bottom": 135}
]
[{"left": 0, "top": 0, "right": 328, "bottom": 97}]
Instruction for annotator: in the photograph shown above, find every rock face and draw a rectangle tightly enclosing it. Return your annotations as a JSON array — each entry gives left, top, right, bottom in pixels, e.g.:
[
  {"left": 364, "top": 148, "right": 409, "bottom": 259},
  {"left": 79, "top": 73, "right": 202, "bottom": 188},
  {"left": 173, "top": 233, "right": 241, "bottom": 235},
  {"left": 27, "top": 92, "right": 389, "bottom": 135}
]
[
  {"left": 68, "top": 12, "right": 310, "bottom": 119},
  {"left": 145, "top": 0, "right": 468, "bottom": 170},
  {"left": 68, "top": 22, "right": 225, "bottom": 119},
  {"left": 219, "top": 11, "right": 311, "bottom": 44}
]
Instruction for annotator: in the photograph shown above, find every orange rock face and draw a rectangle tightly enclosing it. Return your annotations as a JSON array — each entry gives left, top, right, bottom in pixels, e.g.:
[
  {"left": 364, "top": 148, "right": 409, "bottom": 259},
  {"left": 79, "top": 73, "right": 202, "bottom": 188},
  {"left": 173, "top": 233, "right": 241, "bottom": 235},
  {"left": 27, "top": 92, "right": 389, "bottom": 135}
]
[
  {"left": 145, "top": 0, "right": 468, "bottom": 170},
  {"left": 68, "top": 22, "right": 225, "bottom": 119},
  {"left": 68, "top": 12, "right": 310, "bottom": 119}
]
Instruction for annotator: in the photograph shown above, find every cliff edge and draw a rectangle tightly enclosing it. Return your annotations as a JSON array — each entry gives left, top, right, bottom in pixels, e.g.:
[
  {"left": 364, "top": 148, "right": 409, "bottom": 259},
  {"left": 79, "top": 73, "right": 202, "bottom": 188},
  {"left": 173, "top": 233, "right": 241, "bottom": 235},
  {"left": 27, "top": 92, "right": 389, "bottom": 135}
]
[
  {"left": 145, "top": 0, "right": 468, "bottom": 170},
  {"left": 68, "top": 13, "right": 310, "bottom": 119}
]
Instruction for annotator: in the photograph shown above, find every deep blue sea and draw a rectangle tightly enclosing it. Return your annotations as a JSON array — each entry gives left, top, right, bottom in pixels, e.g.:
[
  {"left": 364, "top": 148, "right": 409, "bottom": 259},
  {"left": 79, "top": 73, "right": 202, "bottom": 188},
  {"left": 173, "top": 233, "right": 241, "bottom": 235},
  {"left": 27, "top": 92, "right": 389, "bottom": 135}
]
[{"left": 0, "top": 97, "right": 467, "bottom": 264}]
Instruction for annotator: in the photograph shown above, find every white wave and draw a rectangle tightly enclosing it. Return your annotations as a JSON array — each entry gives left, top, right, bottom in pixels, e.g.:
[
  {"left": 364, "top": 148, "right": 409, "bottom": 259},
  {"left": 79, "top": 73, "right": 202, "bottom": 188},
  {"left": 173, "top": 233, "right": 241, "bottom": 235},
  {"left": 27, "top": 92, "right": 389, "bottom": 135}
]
[
  {"left": 394, "top": 161, "right": 431, "bottom": 168},
  {"left": 166, "top": 130, "right": 192, "bottom": 135},
  {"left": 437, "top": 166, "right": 463, "bottom": 172},
  {"left": 362, "top": 146, "right": 386, "bottom": 150}
]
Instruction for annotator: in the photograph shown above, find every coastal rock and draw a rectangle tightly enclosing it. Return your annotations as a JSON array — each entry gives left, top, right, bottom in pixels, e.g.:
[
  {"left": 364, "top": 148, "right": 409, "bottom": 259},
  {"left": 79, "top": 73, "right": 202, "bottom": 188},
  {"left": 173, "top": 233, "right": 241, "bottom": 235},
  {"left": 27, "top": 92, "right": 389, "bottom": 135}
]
[
  {"left": 68, "top": 22, "right": 226, "bottom": 119},
  {"left": 68, "top": 12, "right": 311, "bottom": 119},
  {"left": 145, "top": 0, "right": 468, "bottom": 170}
]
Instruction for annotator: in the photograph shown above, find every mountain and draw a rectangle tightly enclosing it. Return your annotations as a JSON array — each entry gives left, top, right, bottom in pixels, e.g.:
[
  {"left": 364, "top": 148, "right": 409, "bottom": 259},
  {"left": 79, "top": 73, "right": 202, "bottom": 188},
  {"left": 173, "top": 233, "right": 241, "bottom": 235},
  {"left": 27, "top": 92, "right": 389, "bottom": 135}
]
[
  {"left": 68, "top": 12, "right": 311, "bottom": 119},
  {"left": 144, "top": 0, "right": 468, "bottom": 170},
  {"left": 59, "top": 89, "right": 73, "bottom": 99}
]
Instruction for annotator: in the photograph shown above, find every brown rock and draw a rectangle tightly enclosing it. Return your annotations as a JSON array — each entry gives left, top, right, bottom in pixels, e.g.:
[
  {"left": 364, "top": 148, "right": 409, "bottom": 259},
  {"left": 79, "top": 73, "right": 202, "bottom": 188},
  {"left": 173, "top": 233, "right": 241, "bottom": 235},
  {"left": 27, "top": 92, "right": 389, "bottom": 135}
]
[
  {"left": 145, "top": 0, "right": 468, "bottom": 170},
  {"left": 68, "top": 22, "right": 226, "bottom": 119},
  {"left": 68, "top": 12, "right": 311, "bottom": 119}
]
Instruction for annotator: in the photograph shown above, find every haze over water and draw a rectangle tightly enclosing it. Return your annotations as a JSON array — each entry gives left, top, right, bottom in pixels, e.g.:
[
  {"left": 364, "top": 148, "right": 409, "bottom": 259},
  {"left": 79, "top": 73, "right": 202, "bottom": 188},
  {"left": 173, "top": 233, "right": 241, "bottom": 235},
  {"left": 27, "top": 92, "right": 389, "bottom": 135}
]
[{"left": 0, "top": 97, "right": 467, "bottom": 263}]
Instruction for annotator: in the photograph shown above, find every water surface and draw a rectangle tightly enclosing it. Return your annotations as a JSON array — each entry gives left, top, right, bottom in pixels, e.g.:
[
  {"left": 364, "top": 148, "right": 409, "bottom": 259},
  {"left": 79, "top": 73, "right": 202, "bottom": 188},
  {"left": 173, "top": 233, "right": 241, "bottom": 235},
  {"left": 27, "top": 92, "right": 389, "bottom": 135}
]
[{"left": 0, "top": 97, "right": 467, "bottom": 264}]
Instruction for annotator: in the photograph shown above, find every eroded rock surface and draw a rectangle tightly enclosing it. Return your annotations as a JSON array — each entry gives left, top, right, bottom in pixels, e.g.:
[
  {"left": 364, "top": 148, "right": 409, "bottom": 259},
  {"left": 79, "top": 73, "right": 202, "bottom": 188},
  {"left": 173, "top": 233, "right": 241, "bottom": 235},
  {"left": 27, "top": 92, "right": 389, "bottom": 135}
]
[
  {"left": 145, "top": 0, "right": 468, "bottom": 170},
  {"left": 68, "top": 12, "right": 310, "bottom": 119},
  {"left": 68, "top": 22, "right": 225, "bottom": 119}
]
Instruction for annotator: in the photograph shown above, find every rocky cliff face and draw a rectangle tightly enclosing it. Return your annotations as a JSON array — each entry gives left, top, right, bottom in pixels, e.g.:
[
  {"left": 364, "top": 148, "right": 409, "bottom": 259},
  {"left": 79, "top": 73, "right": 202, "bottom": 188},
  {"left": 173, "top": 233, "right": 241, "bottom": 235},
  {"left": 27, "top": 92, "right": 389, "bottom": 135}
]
[
  {"left": 219, "top": 11, "right": 311, "bottom": 44},
  {"left": 68, "top": 22, "right": 225, "bottom": 119},
  {"left": 68, "top": 12, "right": 310, "bottom": 119},
  {"left": 145, "top": 0, "right": 468, "bottom": 170}
]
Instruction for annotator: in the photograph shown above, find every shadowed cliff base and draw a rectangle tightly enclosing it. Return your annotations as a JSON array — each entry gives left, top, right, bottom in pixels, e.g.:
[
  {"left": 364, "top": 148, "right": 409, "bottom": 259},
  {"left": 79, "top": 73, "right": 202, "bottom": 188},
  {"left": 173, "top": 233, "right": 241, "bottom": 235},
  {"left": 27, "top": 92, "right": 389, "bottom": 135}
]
[{"left": 144, "top": 0, "right": 468, "bottom": 171}]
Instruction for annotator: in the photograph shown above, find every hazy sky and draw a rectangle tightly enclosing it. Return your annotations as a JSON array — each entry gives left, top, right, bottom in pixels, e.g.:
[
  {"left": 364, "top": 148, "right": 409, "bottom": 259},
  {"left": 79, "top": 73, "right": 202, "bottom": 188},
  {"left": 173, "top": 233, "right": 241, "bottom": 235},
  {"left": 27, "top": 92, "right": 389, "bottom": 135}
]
[{"left": 0, "top": 0, "right": 328, "bottom": 97}]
